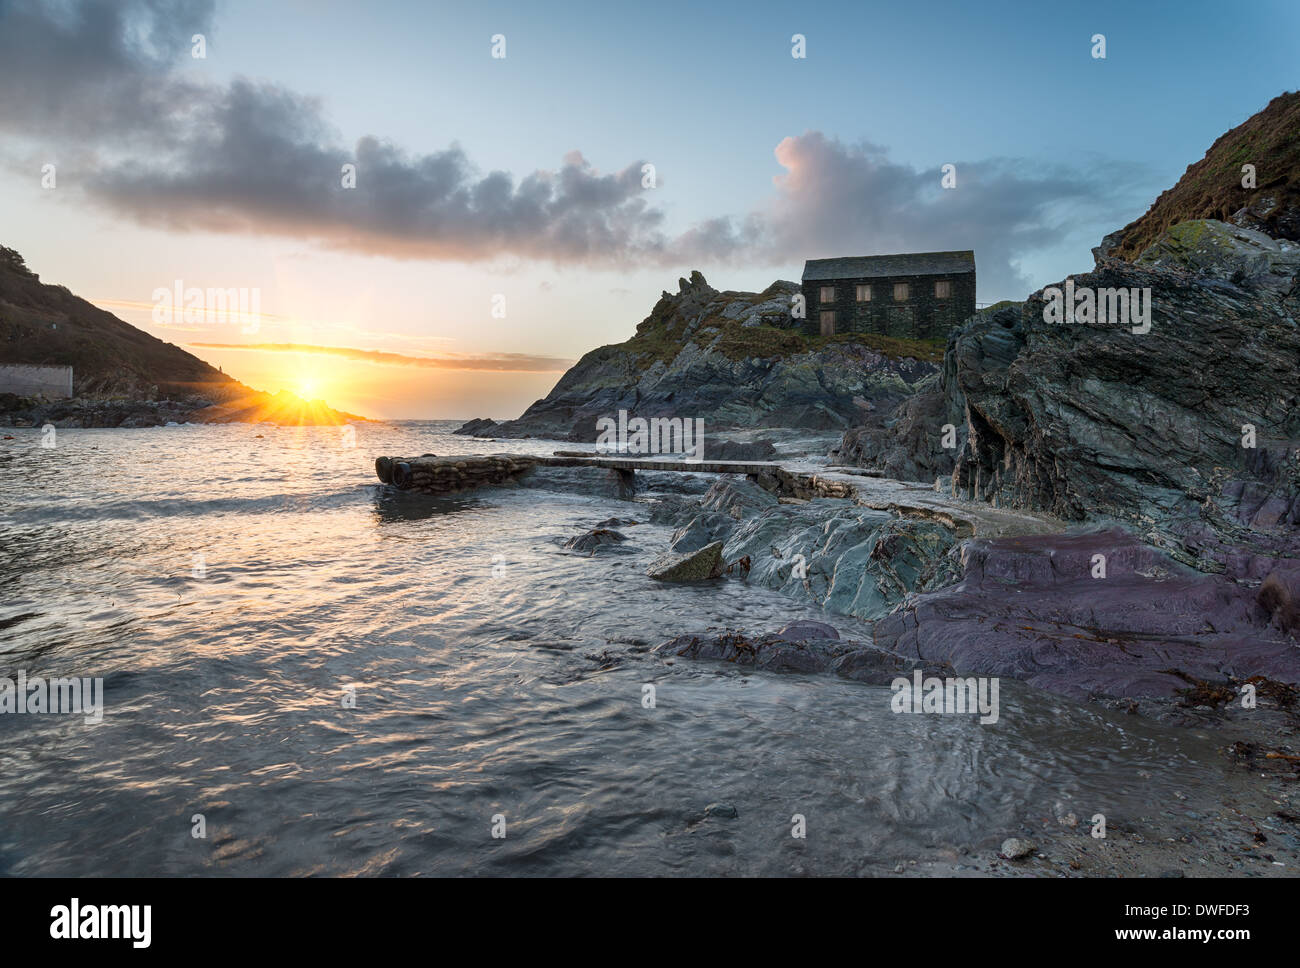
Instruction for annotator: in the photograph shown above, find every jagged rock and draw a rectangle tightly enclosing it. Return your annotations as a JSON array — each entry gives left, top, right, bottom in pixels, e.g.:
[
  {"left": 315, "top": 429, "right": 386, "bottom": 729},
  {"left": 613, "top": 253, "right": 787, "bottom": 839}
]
[
  {"left": 1259, "top": 568, "right": 1300, "bottom": 633},
  {"left": 700, "top": 476, "right": 780, "bottom": 519},
  {"left": 1233, "top": 196, "right": 1300, "bottom": 244},
  {"left": 480, "top": 270, "right": 938, "bottom": 440},
  {"left": 706, "top": 438, "right": 777, "bottom": 461},
  {"left": 1134, "top": 219, "right": 1300, "bottom": 291},
  {"left": 1106, "top": 92, "right": 1300, "bottom": 258},
  {"left": 723, "top": 502, "right": 960, "bottom": 620},
  {"left": 563, "top": 528, "right": 628, "bottom": 555},
  {"left": 913, "top": 225, "right": 1300, "bottom": 569},
  {"left": 1092, "top": 228, "right": 1127, "bottom": 263},
  {"left": 646, "top": 540, "right": 725, "bottom": 581},
  {"left": 872, "top": 529, "right": 1300, "bottom": 701},
  {"left": 669, "top": 512, "right": 735, "bottom": 553},
  {"left": 835, "top": 96, "right": 1300, "bottom": 576},
  {"left": 453, "top": 417, "right": 500, "bottom": 436},
  {"left": 830, "top": 381, "right": 956, "bottom": 482}
]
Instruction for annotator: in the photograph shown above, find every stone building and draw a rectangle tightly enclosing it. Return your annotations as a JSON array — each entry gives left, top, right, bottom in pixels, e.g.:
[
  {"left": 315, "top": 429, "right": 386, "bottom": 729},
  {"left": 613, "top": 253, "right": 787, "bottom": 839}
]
[{"left": 800, "top": 251, "right": 976, "bottom": 340}]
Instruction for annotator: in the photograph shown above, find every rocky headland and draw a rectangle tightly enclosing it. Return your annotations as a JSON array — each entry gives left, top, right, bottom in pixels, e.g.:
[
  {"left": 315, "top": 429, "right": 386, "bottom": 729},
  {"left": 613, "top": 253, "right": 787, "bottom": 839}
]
[
  {"left": 430, "top": 93, "right": 1300, "bottom": 727},
  {"left": 382, "top": 93, "right": 1300, "bottom": 876},
  {"left": 0, "top": 245, "right": 363, "bottom": 427},
  {"left": 456, "top": 271, "right": 943, "bottom": 440}
]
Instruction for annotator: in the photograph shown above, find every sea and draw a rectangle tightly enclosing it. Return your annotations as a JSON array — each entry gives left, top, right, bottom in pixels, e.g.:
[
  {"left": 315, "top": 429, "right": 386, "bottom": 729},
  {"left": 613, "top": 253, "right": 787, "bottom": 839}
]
[{"left": 0, "top": 420, "right": 1246, "bottom": 875}]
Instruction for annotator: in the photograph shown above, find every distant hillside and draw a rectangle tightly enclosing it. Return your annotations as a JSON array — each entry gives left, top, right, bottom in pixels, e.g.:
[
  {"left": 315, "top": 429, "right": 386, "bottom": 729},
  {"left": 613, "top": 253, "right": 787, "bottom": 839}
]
[
  {"left": 1106, "top": 91, "right": 1300, "bottom": 259},
  {"left": 0, "top": 245, "right": 244, "bottom": 399},
  {"left": 0, "top": 245, "right": 362, "bottom": 425}
]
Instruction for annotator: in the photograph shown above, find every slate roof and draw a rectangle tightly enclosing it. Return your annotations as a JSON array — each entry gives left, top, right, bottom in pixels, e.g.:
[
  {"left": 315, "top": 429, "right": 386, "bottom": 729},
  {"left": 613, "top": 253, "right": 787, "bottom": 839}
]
[{"left": 802, "top": 251, "right": 975, "bottom": 282}]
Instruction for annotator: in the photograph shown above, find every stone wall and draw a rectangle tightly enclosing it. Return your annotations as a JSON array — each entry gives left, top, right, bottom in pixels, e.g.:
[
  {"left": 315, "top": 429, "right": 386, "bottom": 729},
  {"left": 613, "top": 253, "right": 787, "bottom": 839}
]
[
  {"left": 0, "top": 364, "right": 73, "bottom": 399},
  {"left": 801, "top": 272, "right": 976, "bottom": 340}
]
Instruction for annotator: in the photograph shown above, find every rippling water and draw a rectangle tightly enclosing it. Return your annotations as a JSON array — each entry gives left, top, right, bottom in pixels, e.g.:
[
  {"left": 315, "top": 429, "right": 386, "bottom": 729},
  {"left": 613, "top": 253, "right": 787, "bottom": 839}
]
[{"left": 0, "top": 420, "right": 1246, "bottom": 875}]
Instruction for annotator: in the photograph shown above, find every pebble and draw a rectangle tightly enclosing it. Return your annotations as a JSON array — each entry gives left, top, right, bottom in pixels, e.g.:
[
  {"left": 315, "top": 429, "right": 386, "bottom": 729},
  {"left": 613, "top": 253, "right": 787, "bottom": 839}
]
[{"left": 1000, "top": 838, "right": 1035, "bottom": 860}]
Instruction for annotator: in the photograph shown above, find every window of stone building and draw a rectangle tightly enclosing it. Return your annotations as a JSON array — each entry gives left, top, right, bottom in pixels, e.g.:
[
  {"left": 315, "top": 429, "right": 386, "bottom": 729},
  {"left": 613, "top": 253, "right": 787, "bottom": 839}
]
[
  {"left": 819, "top": 286, "right": 835, "bottom": 303},
  {"left": 935, "top": 280, "right": 951, "bottom": 298},
  {"left": 856, "top": 285, "right": 872, "bottom": 302},
  {"left": 894, "top": 283, "right": 909, "bottom": 302},
  {"left": 819, "top": 311, "right": 836, "bottom": 335}
]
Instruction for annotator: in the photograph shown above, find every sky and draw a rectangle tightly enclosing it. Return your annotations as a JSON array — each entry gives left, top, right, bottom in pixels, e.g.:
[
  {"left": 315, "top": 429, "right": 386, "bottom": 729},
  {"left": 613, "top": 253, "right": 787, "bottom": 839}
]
[{"left": 1, "top": 0, "right": 1297, "bottom": 418}]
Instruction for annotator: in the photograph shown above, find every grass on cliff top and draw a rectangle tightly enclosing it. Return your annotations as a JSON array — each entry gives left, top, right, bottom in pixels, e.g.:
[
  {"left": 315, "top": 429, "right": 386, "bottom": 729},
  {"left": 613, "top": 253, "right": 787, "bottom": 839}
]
[
  {"left": 1112, "top": 91, "right": 1300, "bottom": 259},
  {"left": 626, "top": 316, "right": 946, "bottom": 368}
]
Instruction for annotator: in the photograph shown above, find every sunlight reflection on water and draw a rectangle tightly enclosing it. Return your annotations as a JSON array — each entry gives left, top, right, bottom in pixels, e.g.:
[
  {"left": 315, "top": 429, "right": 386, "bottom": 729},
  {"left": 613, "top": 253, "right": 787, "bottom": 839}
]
[{"left": 0, "top": 421, "right": 1242, "bottom": 875}]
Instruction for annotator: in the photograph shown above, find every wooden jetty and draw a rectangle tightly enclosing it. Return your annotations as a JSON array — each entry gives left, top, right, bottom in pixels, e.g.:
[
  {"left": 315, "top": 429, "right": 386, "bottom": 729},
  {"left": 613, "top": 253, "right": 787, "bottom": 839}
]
[
  {"left": 372, "top": 451, "right": 1064, "bottom": 539},
  {"left": 374, "top": 452, "right": 840, "bottom": 495}
]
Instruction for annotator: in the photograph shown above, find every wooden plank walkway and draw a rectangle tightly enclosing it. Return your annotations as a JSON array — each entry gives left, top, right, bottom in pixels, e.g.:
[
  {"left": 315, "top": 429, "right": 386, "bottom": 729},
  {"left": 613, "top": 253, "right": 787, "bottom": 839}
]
[
  {"left": 534, "top": 454, "right": 797, "bottom": 476},
  {"left": 373, "top": 450, "right": 1064, "bottom": 539}
]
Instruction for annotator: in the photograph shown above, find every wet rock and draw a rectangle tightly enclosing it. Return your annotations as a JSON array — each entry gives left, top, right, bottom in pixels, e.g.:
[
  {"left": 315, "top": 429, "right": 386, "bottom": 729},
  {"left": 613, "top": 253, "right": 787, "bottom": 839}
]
[
  {"left": 0, "top": 394, "right": 202, "bottom": 429},
  {"left": 776, "top": 620, "right": 839, "bottom": 640},
  {"left": 723, "top": 501, "right": 960, "bottom": 621},
  {"left": 873, "top": 528, "right": 1300, "bottom": 702},
  {"left": 453, "top": 417, "right": 499, "bottom": 436},
  {"left": 947, "top": 234, "right": 1300, "bottom": 571},
  {"left": 669, "top": 512, "right": 734, "bottom": 553},
  {"left": 1259, "top": 570, "right": 1300, "bottom": 634},
  {"left": 700, "top": 476, "right": 779, "bottom": 519},
  {"left": 654, "top": 625, "right": 940, "bottom": 684},
  {"left": 563, "top": 528, "right": 629, "bottom": 555},
  {"left": 707, "top": 438, "right": 778, "bottom": 461},
  {"left": 830, "top": 377, "right": 961, "bottom": 483},
  {"left": 1000, "top": 838, "right": 1035, "bottom": 860},
  {"left": 647, "top": 541, "right": 725, "bottom": 582},
  {"left": 1135, "top": 219, "right": 1300, "bottom": 291},
  {"left": 385, "top": 454, "right": 536, "bottom": 494},
  {"left": 518, "top": 466, "right": 632, "bottom": 499}
]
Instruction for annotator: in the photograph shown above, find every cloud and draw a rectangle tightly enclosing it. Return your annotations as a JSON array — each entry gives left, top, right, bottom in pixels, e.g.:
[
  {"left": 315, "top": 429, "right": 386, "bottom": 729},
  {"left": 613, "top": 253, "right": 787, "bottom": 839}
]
[
  {"left": 673, "top": 132, "right": 1145, "bottom": 298},
  {"left": 187, "top": 342, "right": 573, "bottom": 372},
  {"left": 0, "top": 1, "right": 1145, "bottom": 296},
  {"left": 0, "top": 1, "right": 667, "bottom": 264},
  {"left": 0, "top": 0, "right": 213, "bottom": 141}
]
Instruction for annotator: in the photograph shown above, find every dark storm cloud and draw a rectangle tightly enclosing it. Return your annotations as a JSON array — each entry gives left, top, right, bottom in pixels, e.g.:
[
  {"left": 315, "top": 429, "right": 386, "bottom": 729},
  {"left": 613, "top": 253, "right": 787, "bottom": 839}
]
[
  {"left": 0, "top": 0, "right": 214, "bottom": 140},
  {"left": 0, "top": 0, "right": 1136, "bottom": 290}
]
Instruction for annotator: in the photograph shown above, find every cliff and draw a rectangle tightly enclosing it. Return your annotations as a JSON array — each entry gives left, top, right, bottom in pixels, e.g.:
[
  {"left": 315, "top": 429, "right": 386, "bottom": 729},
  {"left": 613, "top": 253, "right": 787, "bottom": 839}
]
[
  {"left": 833, "top": 93, "right": 1300, "bottom": 573},
  {"left": 1102, "top": 91, "right": 1300, "bottom": 259},
  {"left": 0, "top": 245, "right": 362, "bottom": 426},
  {"left": 459, "top": 271, "right": 944, "bottom": 440}
]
